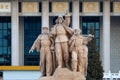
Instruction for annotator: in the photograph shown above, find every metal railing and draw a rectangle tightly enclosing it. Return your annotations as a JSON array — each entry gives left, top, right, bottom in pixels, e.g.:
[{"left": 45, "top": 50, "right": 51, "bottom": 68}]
[{"left": 103, "top": 71, "right": 120, "bottom": 80}]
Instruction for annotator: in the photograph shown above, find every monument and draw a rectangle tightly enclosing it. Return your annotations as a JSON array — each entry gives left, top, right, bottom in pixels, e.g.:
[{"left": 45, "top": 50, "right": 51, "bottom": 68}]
[{"left": 29, "top": 11, "right": 94, "bottom": 80}]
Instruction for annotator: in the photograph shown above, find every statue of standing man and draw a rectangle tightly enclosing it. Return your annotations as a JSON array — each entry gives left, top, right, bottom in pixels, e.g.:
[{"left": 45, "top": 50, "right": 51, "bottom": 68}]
[
  {"left": 81, "top": 34, "right": 94, "bottom": 77},
  {"left": 49, "top": 11, "right": 73, "bottom": 68},
  {"left": 29, "top": 27, "right": 53, "bottom": 76},
  {"left": 69, "top": 28, "right": 94, "bottom": 77}
]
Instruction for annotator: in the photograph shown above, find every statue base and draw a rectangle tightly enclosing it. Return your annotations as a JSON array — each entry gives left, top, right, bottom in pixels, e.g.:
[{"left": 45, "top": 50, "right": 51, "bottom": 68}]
[{"left": 40, "top": 68, "right": 86, "bottom": 80}]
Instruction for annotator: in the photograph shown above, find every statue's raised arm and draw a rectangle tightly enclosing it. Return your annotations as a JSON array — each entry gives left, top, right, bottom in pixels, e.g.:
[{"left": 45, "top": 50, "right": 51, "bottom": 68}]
[
  {"left": 84, "top": 34, "right": 94, "bottom": 42},
  {"left": 64, "top": 10, "right": 71, "bottom": 27}
]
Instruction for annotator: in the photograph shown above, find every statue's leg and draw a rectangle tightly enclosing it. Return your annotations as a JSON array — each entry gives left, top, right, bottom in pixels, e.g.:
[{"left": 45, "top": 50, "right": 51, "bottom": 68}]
[
  {"left": 78, "top": 50, "right": 82, "bottom": 73},
  {"left": 46, "top": 49, "right": 53, "bottom": 76},
  {"left": 84, "top": 57, "right": 88, "bottom": 77},
  {"left": 61, "top": 42, "right": 69, "bottom": 68},
  {"left": 55, "top": 43, "right": 62, "bottom": 68},
  {"left": 81, "top": 57, "right": 86, "bottom": 76},
  {"left": 40, "top": 48, "right": 46, "bottom": 76},
  {"left": 72, "top": 51, "right": 78, "bottom": 72}
]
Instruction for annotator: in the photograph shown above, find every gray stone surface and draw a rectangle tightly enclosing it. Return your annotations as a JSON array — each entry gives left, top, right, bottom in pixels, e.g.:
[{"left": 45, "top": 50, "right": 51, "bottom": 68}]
[{"left": 40, "top": 68, "right": 85, "bottom": 80}]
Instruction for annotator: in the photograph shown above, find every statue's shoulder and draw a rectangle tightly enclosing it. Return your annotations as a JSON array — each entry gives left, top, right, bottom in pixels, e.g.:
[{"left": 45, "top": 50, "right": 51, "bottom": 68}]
[
  {"left": 38, "top": 34, "right": 42, "bottom": 37},
  {"left": 79, "top": 35, "right": 84, "bottom": 38},
  {"left": 53, "top": 24, "right": 57, "bottom": 27},
  {"left": 51, "top": 25, "right": 57, "bottom": 30},
  {"left": 38, "top": 34, "right": 43, "bottom": 39}
]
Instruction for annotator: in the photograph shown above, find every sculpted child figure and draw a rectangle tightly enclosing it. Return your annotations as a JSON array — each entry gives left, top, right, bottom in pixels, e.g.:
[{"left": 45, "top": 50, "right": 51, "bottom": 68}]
[{"left": 29, "top": 27, "right": 53, "bottom": 76}]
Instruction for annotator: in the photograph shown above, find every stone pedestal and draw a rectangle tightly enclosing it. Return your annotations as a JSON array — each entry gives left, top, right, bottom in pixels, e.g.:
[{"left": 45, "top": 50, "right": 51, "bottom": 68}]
[
  {"left": 40, "top": 68, "right": 85, "bottom": 80},
  {"left": 40, "top": 77, "right": 53, "bottom": 80}
]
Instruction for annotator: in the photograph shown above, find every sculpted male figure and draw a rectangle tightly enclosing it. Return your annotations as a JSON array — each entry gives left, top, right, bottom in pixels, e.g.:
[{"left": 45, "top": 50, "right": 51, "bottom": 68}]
[
  {"left": 69, "top": 29, "right": 83, "bottom": 72},
  {"left": 69, "top": 29, "right": 94, "bottom": 76},
  {"left": 49, "top": 12, "right": 73, "bottom": 68},
  {"left": 29, "top": 27, "right": 53, "bottom": 76}
]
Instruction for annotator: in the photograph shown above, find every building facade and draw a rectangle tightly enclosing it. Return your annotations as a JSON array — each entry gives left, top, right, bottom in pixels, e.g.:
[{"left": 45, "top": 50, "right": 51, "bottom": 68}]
[{"left": 0, "top": 0, "right": 120, "bottom": 73}]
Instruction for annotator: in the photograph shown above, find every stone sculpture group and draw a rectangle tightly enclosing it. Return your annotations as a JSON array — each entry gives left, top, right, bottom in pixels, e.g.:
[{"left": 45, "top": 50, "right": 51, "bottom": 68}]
[{"left": 29, "top": 11, "right": 94, "bottom": 80}]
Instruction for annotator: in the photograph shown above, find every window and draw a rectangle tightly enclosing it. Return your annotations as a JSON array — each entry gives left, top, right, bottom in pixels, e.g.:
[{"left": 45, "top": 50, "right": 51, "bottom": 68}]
[
  {"left": 80, "top": 2, "right": 82, "bottom": 12},
  {"left": 0, "top": 17, "right": 11, "bottom": 65},
  {"left": 24, "top": 17, "right": 41, "bottom": 66},
  {"left": 49, "top": 2, "right": 52, "bottom": 12},
  {"left": 19, "top": 2, "right": 22, "bottom": 13},
  {"left": 82, "top": 17, "right": 100, "bottom": 51},
  {"left": 110, "top": 2, "right": 113, "bottom": 12},
  {"left": 69, "top": 2, "right": 72, "bottom": 12},
  {"left": 39, "top": 2, "right": 42, "bottom": 12},
  {"left": 100, "top": 2, "right": 103, "bottom": 12}
]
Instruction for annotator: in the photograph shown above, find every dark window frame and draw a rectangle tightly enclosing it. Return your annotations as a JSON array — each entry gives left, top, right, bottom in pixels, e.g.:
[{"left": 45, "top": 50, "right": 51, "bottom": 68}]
[
  {"left": 110, "top": 1, "right": 113, "bottom": 12},
  {"left": 80, "top": 2, "right": 82, "bottom": 12},
  {"left": 69, "top": 2, "right": 72, "bottom": 12},
  {"left": 24, "top": 17, "right": 41, "bottom": 66},
  {"left": 100, "top": 1, "right": 103, "bottom": 12},
  {"left": 82, "top": 17, "right": 100, "bottom": 51},
  {"left": 0, "top": 17, "right": 11, "bottom": 66},
  {"left": 19, "top": 2, "right": 22, "bottom": 13},
  {"left": 49, "top": 2, "right": 52, "bottom": 12},
  {"left": 39, "top": 2, "right": 42, "bottom": 12}
]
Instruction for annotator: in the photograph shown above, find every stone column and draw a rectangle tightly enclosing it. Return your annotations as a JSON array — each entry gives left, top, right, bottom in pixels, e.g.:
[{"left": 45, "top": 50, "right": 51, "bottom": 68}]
[
  {"left": 12, "top": 0, "right": 20, "bottom": 66},
  {"left": 72, "top": 0, "right": 79, "bottom": 29},
  {"left": 19, "top": 17, "right": 24, "bottom": 65},
  {"left": 103, "top": 0, "right": 110, "bottom": 72},
  {"left": 42, "top": 1, "right": 49, "bottom": 31}
]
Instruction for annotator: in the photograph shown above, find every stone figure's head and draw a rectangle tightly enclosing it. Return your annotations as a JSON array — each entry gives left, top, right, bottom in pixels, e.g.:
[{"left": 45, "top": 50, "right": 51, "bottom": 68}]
[
  {"left": 42, "top": 27, "right": 49, "bottom": 33},
  {"left": 74, "top": 28, "right": 82, "bottom": 35},
  {"left": 56, "top": 16, "right": 64, "bottom": 24}
]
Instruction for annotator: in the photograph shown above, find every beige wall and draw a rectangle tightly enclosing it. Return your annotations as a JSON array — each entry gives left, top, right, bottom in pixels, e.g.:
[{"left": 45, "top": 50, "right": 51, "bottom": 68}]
[{"left": 110, "top": 16, "right": 120, "bottom": 72}]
